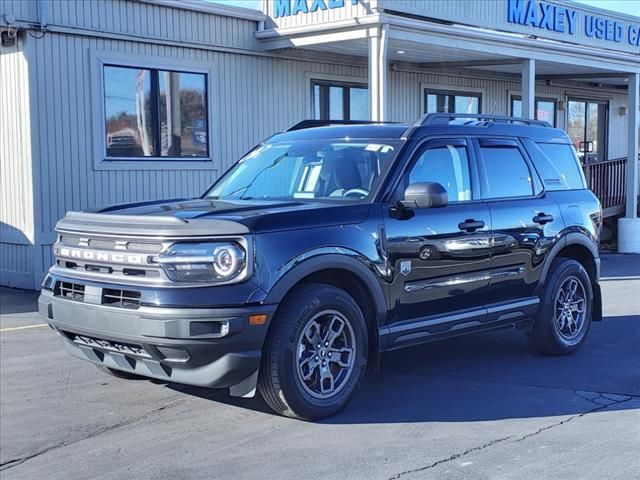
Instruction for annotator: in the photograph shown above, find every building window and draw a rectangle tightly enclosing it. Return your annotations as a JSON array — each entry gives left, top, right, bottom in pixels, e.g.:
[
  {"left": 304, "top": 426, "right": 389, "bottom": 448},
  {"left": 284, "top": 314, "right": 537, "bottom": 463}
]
[
  {"left": 104, "top": 65, "right": 208, "bottom": 159},
  {"left": 425, "top": 89, "right": 481, "bottom": 114},
  {"left": 312, "top": 80, "right": 369, "bottom": 121},
  {"left": 510, "top": 96, "right": 556, "bottom": 126}
]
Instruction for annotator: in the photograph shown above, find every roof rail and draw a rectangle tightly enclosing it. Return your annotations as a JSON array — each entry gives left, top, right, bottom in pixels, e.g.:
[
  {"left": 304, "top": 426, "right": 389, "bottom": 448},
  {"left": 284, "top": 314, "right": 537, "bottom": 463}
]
[
  {"left": 286, "top": 119, "right": 396, "bottom": 131},
  {"left": 416, "top": 113, "right": 551, "bottom": 128}
]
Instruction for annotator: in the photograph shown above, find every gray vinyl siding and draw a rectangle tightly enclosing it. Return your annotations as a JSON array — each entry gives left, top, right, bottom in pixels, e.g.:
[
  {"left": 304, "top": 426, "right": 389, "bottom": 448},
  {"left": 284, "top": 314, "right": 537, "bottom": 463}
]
[
  {"left": 0, "top": 31, "right": 35, "bottom": 288},
  {"left": 2, "top": 0, "right": 262, "bottom": 51}
]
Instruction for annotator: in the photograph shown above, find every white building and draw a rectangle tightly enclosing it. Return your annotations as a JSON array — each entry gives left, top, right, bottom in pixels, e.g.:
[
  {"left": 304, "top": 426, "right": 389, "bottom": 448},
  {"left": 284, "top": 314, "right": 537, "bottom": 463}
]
[{"left": 1, "top": 0, "right": 638, "bottom": 289}]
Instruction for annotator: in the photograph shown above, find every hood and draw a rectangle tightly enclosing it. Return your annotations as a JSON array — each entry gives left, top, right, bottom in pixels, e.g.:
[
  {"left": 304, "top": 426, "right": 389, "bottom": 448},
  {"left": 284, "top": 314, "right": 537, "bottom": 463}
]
[{"left": 91, "top": 198, "right": 371, "bottom": 233}]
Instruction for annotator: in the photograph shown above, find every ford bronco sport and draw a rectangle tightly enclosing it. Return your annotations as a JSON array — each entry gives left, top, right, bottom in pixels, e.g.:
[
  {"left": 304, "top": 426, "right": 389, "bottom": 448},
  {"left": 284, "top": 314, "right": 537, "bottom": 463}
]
[{"left": 39, "top": 114, "right": 603, "bottom": 420}]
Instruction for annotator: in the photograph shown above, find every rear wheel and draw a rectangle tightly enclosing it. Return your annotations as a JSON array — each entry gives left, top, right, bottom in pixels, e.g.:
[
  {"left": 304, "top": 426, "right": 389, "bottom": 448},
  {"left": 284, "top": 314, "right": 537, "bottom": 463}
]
[
  {"left": 258, "top": 283, "right": 368, "bottom": 420},
  {"left": 528, "top": 258, "right": 593, "bottom": 355}
]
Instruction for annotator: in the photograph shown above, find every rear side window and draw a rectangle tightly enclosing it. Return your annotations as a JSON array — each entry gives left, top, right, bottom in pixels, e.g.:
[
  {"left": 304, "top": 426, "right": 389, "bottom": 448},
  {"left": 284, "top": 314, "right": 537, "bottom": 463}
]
[
  {"left": 535, "top": 143, "right": 586, "bottom": 190},
  {"left": 479, "top": 146, "right": 534, "bottom": 199}
]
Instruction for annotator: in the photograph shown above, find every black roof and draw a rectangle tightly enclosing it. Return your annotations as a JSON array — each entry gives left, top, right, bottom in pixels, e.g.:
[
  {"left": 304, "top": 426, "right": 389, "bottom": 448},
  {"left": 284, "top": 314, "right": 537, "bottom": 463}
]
[{"left": 270, "top": 115, "right": 571, "bottom": 144}]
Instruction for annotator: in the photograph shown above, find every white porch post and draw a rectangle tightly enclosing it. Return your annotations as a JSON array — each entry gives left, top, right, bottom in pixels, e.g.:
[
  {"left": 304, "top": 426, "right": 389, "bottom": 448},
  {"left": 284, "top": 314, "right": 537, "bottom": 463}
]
[
  {"left": 618, "top": 72, "right": 640, "bottom": 253},
  {"left": 368, "top": 24, "right": 389, "bottom": 122},
  {"left": 521, "top": 59, "right": 536, "bottom": 119}
]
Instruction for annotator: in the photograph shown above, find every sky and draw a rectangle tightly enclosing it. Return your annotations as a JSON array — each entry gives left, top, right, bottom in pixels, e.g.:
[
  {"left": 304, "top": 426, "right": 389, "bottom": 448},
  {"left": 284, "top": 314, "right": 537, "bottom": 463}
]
[{"left": 209, "top": 0, "right": 640, "bottom": 17}]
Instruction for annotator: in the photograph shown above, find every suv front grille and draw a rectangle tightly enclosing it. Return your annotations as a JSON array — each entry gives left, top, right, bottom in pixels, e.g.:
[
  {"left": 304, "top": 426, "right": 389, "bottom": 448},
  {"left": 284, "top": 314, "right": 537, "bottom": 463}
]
[
  {"left": 55, "top": 281, "right": 85, "bottom": 302},
  {"left": 102, "top": 288, "right": 142, "bottom": 309},
  {"left": 52, "top": 233, "right": 169, "bottom": 285},
  {"left": 53, "top": 281, "right": 141, "bottom": 309}
]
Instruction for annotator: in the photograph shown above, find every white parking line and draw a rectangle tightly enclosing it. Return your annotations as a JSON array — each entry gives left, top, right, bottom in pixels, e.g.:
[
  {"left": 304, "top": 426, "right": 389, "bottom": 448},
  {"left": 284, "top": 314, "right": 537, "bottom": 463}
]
[{"left": 0, "top": 324, "right": 48, "bottom": 333}]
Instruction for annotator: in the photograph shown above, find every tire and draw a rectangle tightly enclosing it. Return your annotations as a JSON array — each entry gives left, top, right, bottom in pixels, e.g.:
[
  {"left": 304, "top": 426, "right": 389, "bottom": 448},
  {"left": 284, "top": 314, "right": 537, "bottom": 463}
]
[
  {"left": 527, "top": 258, "right": 593, "bottom": 355},
  {"left": 97, "top": 365, "right": 146, "bottom": 380},
  {"left": 258, "top": 283, "right": 368, "bottom": 420}
]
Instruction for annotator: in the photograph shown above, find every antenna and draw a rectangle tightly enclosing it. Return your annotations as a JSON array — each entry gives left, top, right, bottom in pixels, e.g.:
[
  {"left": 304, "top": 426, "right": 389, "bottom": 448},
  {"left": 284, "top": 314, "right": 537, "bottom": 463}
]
[{"left": 489, "top": 102, "right": 497, "bottom": 115}]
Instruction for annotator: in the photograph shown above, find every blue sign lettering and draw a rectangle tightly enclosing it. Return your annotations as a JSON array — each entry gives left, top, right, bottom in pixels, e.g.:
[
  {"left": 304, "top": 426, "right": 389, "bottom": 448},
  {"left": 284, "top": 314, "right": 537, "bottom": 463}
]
[
  {"left": 274, "top": 0, "right": 290, "bottom": 18},
  {"left": 310, "top": 0, "right": 328, "bottom": 12},
  {"left": 507, "top": 0, "right": 638, "bottom": 49},
  {"left": 273, "top": 0, "right": 358, "bottom": 18}
]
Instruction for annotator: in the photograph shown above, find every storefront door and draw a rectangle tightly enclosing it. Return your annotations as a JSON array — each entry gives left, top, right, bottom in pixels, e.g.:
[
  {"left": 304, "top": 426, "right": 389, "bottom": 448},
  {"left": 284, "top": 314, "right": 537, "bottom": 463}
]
[{"left": 567, "top": 99, "right": 609, "bottom": 164}]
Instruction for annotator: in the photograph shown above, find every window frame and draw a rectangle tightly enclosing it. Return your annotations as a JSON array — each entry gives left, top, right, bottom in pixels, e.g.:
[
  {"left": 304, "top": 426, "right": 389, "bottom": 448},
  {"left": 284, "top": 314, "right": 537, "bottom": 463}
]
[
  {"left": 472, "top": 137, "right": 543, "bottom": 201},
  {"left": 422, "top": 86, "right": 484, "bottom": 115},
  {"left": 310, "top": 78, "right": 369, "bottom": 121},
  {"left": 510, "top": 95, "right": 558, "bottom": 127},
  {"left": 91, "top": 50, "right": 215, "bottom": 171},
  {"left": 390, "top": 137, "right": 482, "bottom": 204}
]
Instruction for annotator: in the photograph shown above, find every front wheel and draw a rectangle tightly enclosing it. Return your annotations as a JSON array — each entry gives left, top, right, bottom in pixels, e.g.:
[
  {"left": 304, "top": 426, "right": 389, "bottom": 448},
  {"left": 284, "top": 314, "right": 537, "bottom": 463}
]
[
  {"left": 258, "top": 283, "right": 368, "bottom": 420},
  {"left": 527, "top": 258, "right": 593, "bottom": 355}
]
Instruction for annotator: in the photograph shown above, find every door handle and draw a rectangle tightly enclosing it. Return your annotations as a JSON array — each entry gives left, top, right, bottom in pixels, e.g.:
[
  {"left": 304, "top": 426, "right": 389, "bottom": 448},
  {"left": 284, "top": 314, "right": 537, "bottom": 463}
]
[
  {"left": 458, "top": 219, "right": 485, "bottom": 232},
  {"left": 533, "top": 213, "right": 554, "bottom": 225}
]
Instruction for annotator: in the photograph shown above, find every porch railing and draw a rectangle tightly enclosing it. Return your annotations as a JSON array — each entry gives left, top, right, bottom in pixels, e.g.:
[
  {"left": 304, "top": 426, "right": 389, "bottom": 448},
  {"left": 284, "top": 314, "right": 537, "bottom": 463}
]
[{"left": 582, "top": 157, "right": 628, "bottom": 218}]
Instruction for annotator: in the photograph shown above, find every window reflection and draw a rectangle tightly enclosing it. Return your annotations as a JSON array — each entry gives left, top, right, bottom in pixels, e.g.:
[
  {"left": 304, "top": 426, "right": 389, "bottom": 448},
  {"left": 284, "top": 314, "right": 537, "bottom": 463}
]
[
  {"left": 104, "top": 65, "right": 208, "bottom": 159},
  {"left": 159, "top": 72, "right": 207, "bottom": 157},
  {"left": 510, "top": 96, "right": 556, "bottom": 127},
  {"left": 312, "top": 80, "right": 369, "bottom": 121},
  {"left": 104, "top": 66, "right": 154, "bottom": 157},
  {"left": 425, "top": 90, "right": 481, "bottom": 114}
]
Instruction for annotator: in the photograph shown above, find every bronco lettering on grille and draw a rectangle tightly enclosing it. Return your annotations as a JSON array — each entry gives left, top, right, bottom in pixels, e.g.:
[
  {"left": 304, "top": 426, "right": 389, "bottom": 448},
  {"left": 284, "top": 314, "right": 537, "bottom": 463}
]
[{"left": 57, "top": 247, "right": 145, "bottom": 265}]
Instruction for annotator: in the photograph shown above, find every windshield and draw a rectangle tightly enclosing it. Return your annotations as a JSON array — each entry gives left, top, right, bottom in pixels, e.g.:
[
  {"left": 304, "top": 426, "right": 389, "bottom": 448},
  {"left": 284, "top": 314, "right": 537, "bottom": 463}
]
[{"left": 204, "top": 139, "right": 401, "bottom": 201}]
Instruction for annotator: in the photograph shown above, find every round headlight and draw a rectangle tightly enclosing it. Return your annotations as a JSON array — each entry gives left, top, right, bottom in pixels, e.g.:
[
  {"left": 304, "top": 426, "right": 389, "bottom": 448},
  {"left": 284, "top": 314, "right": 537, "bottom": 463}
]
[
  {"left": 212, "top": 244, "right": 243, "bottom": 277},
  {"left": 157, "top": 241, "right": 247, "bottom": 283}
]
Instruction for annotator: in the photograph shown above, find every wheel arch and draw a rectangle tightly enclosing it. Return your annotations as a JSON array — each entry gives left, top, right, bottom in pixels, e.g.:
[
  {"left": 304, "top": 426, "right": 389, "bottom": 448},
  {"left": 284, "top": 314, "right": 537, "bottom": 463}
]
[
  {"left": 536, "top": 232, "right": 602, "bottom": 321},
  {"left": 264, "top": 253, "right": 387, "bottom": 371}
]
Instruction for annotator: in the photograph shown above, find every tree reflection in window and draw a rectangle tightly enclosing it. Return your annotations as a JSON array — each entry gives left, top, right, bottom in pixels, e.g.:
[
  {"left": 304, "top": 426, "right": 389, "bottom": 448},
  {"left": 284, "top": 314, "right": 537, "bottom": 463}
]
[{"left": 104, "top": 65, "right": 208, "bottom": 159}]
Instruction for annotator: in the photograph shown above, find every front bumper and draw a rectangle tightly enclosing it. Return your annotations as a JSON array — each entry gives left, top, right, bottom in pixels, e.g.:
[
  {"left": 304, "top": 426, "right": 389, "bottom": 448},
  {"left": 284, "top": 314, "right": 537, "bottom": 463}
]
[{"left": 39, "top": 290, "right": 276, "bottom": 389}]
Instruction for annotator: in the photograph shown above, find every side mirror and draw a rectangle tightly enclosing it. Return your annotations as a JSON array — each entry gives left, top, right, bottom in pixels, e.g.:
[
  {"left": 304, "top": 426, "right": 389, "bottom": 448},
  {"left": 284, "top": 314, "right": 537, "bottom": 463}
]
[{"left": 401, "top": 182, "right": 448, "bottom": 209}]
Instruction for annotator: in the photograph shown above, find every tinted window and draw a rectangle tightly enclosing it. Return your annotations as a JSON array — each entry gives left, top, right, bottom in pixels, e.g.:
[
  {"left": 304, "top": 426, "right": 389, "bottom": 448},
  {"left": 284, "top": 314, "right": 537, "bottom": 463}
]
[
  {"left": 409, "top": 145, "right": 471, "bottom": 202},
  {"left": 104, "top": 65, "right": 208, "bottom": 158},
  {"left": 480, "top": 146, "right": 533, "bottom": 198},
  {"left": 536, "top": 143, "right": 585, "bottom": 190},
  {"left": 206, "top": 140, "right": 400, "bottom": 201}
]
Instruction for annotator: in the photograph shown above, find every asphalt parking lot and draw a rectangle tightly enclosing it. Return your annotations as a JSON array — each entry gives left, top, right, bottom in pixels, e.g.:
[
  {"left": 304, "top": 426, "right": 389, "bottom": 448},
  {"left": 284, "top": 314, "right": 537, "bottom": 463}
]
[{"left": 1, "top": 254, "right": 639, "bottom": 480}]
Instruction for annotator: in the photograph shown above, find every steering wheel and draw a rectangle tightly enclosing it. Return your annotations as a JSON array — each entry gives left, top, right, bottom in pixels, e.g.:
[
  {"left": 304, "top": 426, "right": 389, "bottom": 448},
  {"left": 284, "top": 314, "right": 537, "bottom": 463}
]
[{"left": 342, "top": 188, "right": 369, "bottom": 198}]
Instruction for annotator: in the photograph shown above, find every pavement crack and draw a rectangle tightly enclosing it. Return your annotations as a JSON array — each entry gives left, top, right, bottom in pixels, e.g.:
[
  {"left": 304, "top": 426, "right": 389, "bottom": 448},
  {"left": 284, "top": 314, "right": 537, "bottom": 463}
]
[
  {"left": 387, "top": 435, "right": 516, "bottom": 480},
  {"left": 386, "top": 392, "right": 635, "bottom": 480},
  {"left": 0, "top": 399, "right": 184, "bottom": 472},
  {"left": 516, "top": 393, "right": 634, "bottom": 443}
]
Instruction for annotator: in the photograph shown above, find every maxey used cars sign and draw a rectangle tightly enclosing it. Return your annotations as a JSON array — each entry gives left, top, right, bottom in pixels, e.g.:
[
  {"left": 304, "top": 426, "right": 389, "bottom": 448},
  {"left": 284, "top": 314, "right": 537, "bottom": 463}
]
[{"left": 507, "top": 0, "right": 640, "bottom": 47}]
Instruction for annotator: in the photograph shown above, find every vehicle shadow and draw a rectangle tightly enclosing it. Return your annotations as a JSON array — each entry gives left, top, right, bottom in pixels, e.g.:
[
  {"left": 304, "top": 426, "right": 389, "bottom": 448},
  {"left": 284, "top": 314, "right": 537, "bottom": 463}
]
[
  {"left": 168, "top": 313, "right": 640, "bottom": 423},
  {"left": 0, "top": 288, "right": 41, "bottom": 315}
]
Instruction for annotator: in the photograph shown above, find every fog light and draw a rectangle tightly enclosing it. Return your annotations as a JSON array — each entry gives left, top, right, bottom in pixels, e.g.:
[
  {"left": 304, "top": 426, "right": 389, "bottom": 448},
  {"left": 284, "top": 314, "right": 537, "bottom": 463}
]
[{"left": 156, "top": 346, "right": 190, "bottom": 362}]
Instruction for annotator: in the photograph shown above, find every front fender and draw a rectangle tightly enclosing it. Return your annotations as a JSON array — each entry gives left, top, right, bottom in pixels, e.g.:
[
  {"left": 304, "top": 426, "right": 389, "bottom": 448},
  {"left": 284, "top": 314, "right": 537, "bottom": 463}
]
[{"left": 263, "top": 249, "right": 388, "bottom": 328}]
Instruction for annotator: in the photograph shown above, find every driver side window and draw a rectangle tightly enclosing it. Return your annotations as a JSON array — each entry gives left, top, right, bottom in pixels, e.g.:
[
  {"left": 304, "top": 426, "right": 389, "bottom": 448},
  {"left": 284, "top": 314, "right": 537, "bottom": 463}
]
[{"left": 408, "top": 143, "right": 472, "bottom": 202}]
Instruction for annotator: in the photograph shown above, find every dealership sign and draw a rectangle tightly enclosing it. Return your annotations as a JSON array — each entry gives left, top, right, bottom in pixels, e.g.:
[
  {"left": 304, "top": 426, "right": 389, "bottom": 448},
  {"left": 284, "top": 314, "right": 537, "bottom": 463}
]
[
  {"left": 507, "top": 0, "right": 640, "bottom": 47},
  {"left": 274, "top": 0, "right": 358, "bottom": 17}
]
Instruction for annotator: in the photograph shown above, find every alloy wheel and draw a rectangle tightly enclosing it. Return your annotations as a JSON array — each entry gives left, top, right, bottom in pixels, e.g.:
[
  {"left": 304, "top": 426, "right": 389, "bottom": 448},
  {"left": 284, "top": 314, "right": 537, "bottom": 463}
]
[
  {"left": 554, "top": 275, "right": 587, "bottom": 341},
  {"left": 295, "top": 310, "right": 356, "bottom": 399}
]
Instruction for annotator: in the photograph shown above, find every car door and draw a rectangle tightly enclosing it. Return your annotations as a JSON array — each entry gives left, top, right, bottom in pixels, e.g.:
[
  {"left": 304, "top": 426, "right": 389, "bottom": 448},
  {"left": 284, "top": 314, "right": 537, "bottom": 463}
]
[
  {"left": 473, "top": 137, "right": 563, "bottom": 306},
  {"left": 383, "top": 137, "right": 492, "bottom": 335}
]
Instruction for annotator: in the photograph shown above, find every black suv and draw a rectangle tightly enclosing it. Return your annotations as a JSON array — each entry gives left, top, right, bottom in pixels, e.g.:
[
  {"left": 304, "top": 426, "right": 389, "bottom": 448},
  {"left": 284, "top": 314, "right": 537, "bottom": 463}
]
[{"left": 39, "top": 114, "right": 603, "bottom": 420}]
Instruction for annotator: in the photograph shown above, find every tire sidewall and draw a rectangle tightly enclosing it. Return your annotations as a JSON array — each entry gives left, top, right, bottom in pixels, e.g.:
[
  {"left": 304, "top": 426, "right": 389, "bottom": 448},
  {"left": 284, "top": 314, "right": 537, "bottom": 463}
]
[
  {"left": 276, "top": 286, "right": 368, "bottom": 419},
  {"left": 541, "top": 259, "right": 593, "bottom": 352}
]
